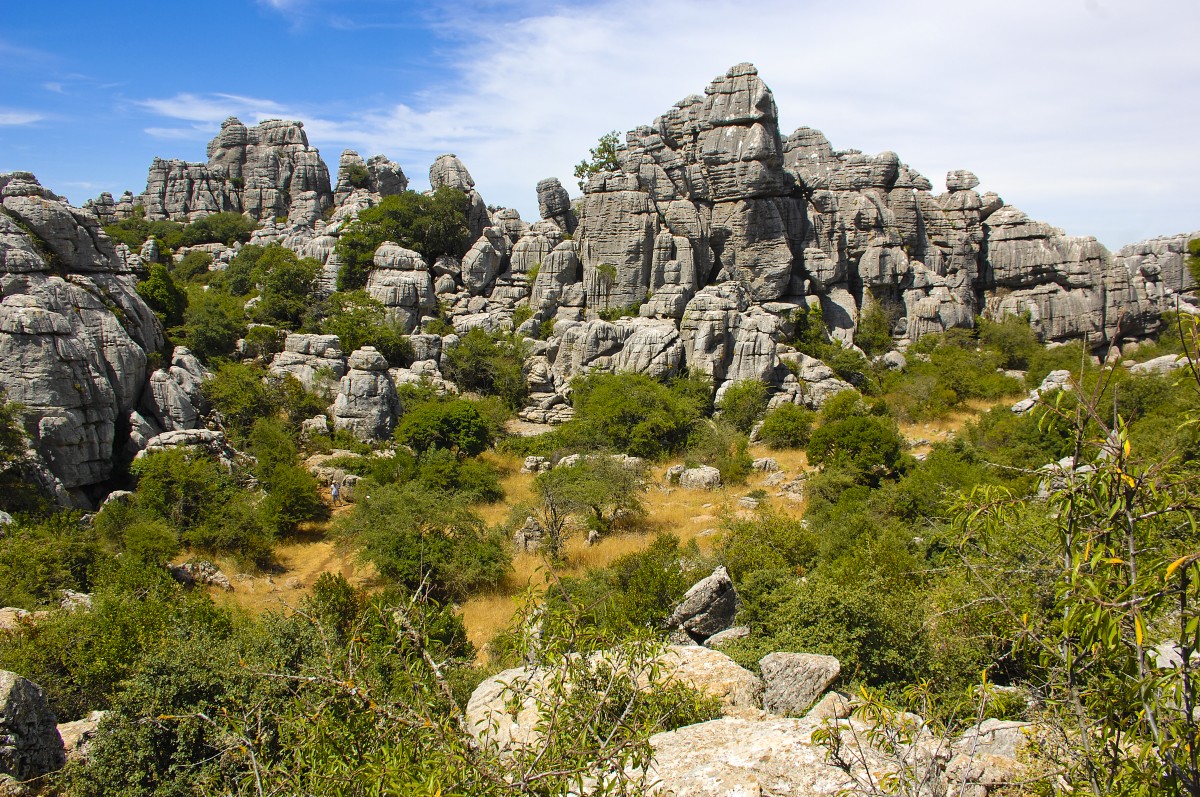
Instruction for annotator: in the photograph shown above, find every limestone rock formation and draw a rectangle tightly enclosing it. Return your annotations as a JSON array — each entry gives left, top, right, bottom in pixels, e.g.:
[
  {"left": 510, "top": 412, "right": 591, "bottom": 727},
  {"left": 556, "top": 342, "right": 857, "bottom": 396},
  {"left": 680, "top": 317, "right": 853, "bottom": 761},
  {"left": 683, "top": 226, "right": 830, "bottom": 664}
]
[
  {"left": 0, "top": 172, "right": 163, "bottom": 502},
  {"left": 0, "top": 671, "right": 65, "bottom": 792},
  {"left": 330, "top": 347, "right": 400, "bottom": 441},
  {"left": 759, "top": 652, "right": 842, "bottom": 716},
  {"left": 269, "top": 333, "right": 346, "bottom": 392},
  {"left": 667, "top": 566, "right": 738, "bottom": 642},
  {"left": 139, "top": 117, "right": 332, "bottom": 224}
]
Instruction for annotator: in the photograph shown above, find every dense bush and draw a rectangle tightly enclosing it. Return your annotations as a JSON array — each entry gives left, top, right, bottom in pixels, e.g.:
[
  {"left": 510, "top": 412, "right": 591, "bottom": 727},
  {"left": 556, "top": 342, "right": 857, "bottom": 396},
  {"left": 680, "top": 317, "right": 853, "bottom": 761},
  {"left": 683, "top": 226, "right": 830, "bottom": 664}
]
[
  {"left": 806, "top": 414, "right": 905, "bottom": 481},
  {"left": 337, "top": 481, "right": 509, "bottom": 601},
  {"left": 307, "top": 290, "right": 413, "bottom": 366},
  {"left": 202, "top": 362, "right": 322, "bottom": 443},
  {"left": 757, "top": 403, "right": 815, "bottom": 449},
  {"left": 562, "top": 371, "right": 707, "bottom": 459},
  {"left": 248, "top": 246, "right": 321, "bottom": 328},
  {"left": 182, "top": 288, "right": 245, "bottom": 361},
  {"left": 135, "top": 264, "right": 187, "bottom": 327},
  {"left": 395, "top": 399, "right": 493, "bottom": 459},
  {"left": 0, "top": 514, "right": 110, "bottom": 609},
  {"left": 335, "top": 188, "right": 470, "bottom": 290},
  {"left": 715, "top": 380, "right": 768, "bottom": 433},
  {"left": 685, "top": 420, "right": 752, "bottom": 484},
  {"left": 441, "top": 329, "right": 528, "bottom": 409}
]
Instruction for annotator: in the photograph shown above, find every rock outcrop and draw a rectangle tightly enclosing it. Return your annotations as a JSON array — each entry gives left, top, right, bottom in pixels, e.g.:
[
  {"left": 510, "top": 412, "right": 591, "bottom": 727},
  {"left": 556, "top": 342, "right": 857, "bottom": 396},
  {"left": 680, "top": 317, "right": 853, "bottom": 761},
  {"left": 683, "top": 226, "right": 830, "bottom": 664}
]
[
  {"left": 0, "top": 172, "right": 163, "bottom": 502},
  {"left": 0, "top": 671, "right": 65, "bottom": 793},
  {"left": 139, "top": 117, "right": 332, "bottom": 224},
  {"left": 667, "top": 566, "right": 738, "bottom": 642}
]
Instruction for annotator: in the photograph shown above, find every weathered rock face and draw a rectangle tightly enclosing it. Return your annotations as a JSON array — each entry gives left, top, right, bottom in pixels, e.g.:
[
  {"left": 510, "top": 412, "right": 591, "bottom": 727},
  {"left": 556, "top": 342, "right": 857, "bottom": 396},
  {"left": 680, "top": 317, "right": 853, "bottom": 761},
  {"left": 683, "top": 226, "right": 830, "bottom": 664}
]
[
  {"left": 0, "top": 173, "right": 163, "bottom": 499},
  {"left": 0, "top": 671, "right": 65, "bottom": 791},
  {"left": 139, "top": 117, "right": 333, "bottom": 224},
  {"left": 329, "top": 347, "right": 400, "bottom": 441},
  {"left": 667, "top": 566, "right": 738, "bottom": 643},
  {"left": 269, "top": 333, "right": 346, "bottom": 392},
  {"left": 759, "top": 652, "right": 841, "bottom": 716},
  {"left": 332, "top": 149, "right": 407, "bottom": 206}
]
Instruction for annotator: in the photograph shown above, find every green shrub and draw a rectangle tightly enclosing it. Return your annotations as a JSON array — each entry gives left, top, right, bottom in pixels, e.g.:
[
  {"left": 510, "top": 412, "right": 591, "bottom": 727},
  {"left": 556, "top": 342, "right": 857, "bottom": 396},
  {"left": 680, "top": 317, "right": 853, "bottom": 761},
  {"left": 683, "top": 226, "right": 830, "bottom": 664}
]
[
  {"left": 242, "top": 324, "right": 286, "bottom": 360},
  {"left": 334, "top": 188, "right": 469, "bottom": 290},
  {"left": 0, "top": 514, "right": 110, "bottom": 609},
  {"left": 250, "top": 246, "right": 321, "bottom": 328},
  {"left": 412, "top": 447, "right": 504, "bottom": 503},
  {"left": 716, "top": 380, "right": 769, "bottom": 434},
  {"left": 807, "top": 414, "right": 904, "bottom": 481},
  {"left": 561, "top": 371, "right": 706, "bottom": 459},
  {"left": 441, "top": 329, "right": 528, "bottom": 409},
  {"left": 395, "top": 399, "right": 493, "bottom": 459},
  {"left": 856, "top": 302, "right": 896, "bottom": 357},
  {"left": 686, "top": 420, "right": 752, "bottom": 485},
  {"left": 310, "top": 290, "right": 413, "bottom": 366},
  {"left": 182, "top": 288, "right": 245, "bottom": 361},
  {"left": 337, "top": 482, "right": 509, "bottom": 601},
  {"left": 135, "top": 264, "right": 187, "bottom": 328},
  {"left": 757, "top": 403, "right": 815, "bottom": 449},
  {"left": 172, "top": 250, "right": 213, "bottom": 283}
]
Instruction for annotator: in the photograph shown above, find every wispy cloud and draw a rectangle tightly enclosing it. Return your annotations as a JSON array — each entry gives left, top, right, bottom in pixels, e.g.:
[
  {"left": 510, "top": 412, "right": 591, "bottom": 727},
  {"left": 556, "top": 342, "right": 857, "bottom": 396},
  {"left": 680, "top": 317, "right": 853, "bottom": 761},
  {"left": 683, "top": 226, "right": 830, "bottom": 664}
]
[
  {"left": 0, "top": 110, "right": 44, "bottom": 126},
  {"left": 137, "top": 93, "right": 289, "bottom": 124},
  {"left": 134, "top": 0, "right": 1200, "bottom": 247}
]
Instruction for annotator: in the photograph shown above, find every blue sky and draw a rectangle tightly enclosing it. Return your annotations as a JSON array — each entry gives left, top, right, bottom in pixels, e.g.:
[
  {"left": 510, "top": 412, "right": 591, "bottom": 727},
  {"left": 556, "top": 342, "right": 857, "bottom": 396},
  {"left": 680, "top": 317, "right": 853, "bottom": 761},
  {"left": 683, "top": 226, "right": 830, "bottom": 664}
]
[{"left": 1, "top": 0, "right": 1197, "bottom": 249}]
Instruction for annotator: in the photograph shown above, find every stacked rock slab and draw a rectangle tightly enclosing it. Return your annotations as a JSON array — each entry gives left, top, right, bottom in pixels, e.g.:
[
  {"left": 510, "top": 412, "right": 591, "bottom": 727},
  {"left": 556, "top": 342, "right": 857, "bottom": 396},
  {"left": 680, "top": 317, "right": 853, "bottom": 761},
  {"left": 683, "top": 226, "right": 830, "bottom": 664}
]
[
  {"left": 0, "top": 172, "right": 163, "bottom": 501},
  {"left": 329, "top": 347, "right": 400, "bottom": 441},
  {"left": 139, "top": 117, "right": 332, "bottom": 224},
  {"left": 0, "top": 671, "right": 66, "bottom": 792}
]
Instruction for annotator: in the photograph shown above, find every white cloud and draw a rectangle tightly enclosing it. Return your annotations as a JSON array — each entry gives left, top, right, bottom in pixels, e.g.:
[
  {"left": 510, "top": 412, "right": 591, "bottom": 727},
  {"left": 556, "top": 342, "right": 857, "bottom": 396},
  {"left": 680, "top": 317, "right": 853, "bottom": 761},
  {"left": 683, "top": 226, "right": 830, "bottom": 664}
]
[
  {"left": 137, "top": 0, "right": 1200, "bottom": 248},
  {"left": 137, "top": 93, "right": 288, "bottom": 125},
  {"left": 0, "top": 110, "right": 43, "bottom": 126}
]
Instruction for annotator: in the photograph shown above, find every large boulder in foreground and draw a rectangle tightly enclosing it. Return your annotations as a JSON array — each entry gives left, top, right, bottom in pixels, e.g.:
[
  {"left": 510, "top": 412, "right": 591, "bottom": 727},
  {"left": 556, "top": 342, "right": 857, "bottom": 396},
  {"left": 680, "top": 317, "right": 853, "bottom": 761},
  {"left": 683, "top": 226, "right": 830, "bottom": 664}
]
[
  {"left": 0, "top": 671, "right": 65, "bottom": 793},
  {"left": 759, "top": 652, "right": 841, "bottom": 717}
]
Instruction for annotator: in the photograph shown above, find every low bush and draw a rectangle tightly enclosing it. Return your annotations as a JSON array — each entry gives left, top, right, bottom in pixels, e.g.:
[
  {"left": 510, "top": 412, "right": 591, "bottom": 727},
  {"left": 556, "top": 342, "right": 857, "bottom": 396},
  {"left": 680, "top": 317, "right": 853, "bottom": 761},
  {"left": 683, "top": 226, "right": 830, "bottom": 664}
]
[{"left": 757, "top": 403, "right": 815, "bottom": 449}]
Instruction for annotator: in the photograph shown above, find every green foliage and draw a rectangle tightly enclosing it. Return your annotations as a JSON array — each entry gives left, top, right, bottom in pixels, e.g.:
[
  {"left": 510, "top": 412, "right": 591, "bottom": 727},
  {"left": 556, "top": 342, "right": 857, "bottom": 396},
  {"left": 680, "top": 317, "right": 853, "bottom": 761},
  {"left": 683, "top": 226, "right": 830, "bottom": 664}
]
[
  {"left": 544, "top": 534, "right": 709, "bottom": 644},
  {"left": 135, "top": 264, "right": 187, "bottom": 327},
  {"left": 334, "top": 188, "right": 469, "bottom": 290},
  {"left": 686, "top": 420, "right": 753, "bottom": 485},
  {"left": 172, "top": 250, "right": 213, "bottom": 283},
  {"left": 211, "top": 243, "right": 261, "bottom": 296},
  {"left": 441, "top": 328, "right": 528, "bottom": 409},
  {"left": 574, "top": 130, "right": 621, "bottom": 190},
  {"left": 182, "top": 288, "right": 245, "bottom": 361},
  {"left": 715, "top": 379, "right": 769, "bottom": 434},
  {"left": 309, "top": 290, "right": 413, "bottom": 366},
  {"left": 176, "top": 212, "right": 257, "bottom": 247},
  {"left": 882, "top": 333, "right": 1024, "bottom": 421},
  {"left": 757, "top": 402, "right": 815, "bottom": 449},
  {"left": 395, "top": 399, "right": 493, "bottom": 459},
  {"left": 338, "top": 481, "right": 509, "bottom": 601},
  {"left": 202, "top": 362, "right": 321, "bottom": 444},
  {"left": 856, "top": 301, "right": 896, "bottom": 357},
  {"left": 0, "top": 514, "right": 110, "bottom": 609},
  {"left": 560, "top": 371, "right": 706, "bottom": 459},
  {"left": 807, "top": 414, "right": 905, "bottom": 481},
  {"left": 344, "top": 162, "right": 371, "bottom": 189},
  {"left": 529, "top": 456, "right": 649, "bottom": 562},
  {"left": 248, "top": 245, "right": 321, "bottom": 328},
  {"left": 0, "top": 560, "right": 231, "bottom": 721},
  {"left": 978, "top": 313, "right": 1040, "bottom": 369},
  {"left": 241, "top": 324, "right": 286, "bottom": 360}
]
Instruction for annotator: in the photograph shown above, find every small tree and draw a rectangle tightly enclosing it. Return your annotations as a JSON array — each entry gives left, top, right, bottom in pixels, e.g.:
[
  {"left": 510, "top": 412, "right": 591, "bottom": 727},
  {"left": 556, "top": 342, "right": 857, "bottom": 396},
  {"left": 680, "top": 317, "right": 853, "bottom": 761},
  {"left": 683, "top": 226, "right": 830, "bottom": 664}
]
[
  {"left": 530, "top": 457, "right": 648, "bottom": 564},
  {"left": 395, "top": 400, "right": 493, "bottom": 460},
  {"left": 715, "top": 380, "right": 769, "bottom": 434},
  {"left": 574, "top": 130, "right": 621, "bottom": 190}
]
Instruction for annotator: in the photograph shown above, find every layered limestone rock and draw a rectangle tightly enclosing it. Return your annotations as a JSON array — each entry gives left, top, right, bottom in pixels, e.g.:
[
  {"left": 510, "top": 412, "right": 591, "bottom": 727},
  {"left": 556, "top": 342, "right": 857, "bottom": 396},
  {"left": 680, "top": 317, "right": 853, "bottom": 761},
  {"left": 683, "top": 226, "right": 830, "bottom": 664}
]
[
  {"left": 269, "top": 333, "right": 346, "bottom": 392},
  {"left": 329, "top": 346, "right": 400, "bottom": 441},
  {"left": 139, "top": 117, "right": 333, "bottom": 224},
  {"left": 0, "top": 173, "right": 163, "bottom": 499},
  {"left": 0, "top": 670, "right": 66, "bottom": 792}
]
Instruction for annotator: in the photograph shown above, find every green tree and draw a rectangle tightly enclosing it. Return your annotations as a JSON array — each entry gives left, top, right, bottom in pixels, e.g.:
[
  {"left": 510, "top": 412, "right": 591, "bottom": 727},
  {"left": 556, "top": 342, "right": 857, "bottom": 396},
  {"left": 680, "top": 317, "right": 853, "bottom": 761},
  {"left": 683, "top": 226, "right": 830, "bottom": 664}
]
[
  {"left": 310, "top": 289, "right": 412, "bottom": 366},
  {"left": 565, "top": 371, "right": 705, "bottom": 459},
  {"left": 250, "top": 246, "right": 320, "bottom": 328},
  {"left": 395, "top": 399, "right": 493, "bottom": 460},
  {"left": 806, "top": 414, "right": 904, "bottom": 481},
  {"left": 574, "top": 130, "right": 621, "bottom": 190},
  {"left": 757, "top": 403, "right": 815, "bottom": 449},
  {"left": 715, "top": 380, "right": 769, "bottom": 434},
  {"left": 442, "top": 329, "right": 529, "bottom": 409},
  {"left": 338, "top": 481, "right": 509, "bottom": 601},
  {"left": 334, "top": 188, "right": 469, "bottom": 290},
  {"left": 136, "top": 264, "right": 188, "bottom": 328},
  {"left": 182, "top": 288, "right": 245, "bottom": 361}
]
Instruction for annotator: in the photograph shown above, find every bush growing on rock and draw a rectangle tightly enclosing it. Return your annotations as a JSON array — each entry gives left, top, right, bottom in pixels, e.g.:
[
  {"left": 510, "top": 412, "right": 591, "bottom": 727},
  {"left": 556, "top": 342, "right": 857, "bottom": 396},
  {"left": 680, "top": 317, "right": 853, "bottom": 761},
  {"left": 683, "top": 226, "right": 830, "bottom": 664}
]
[
  {"left": 334, "top": 188, "right": 470, "bottom": 290},
  {"left": 135, "top": 263, "right": 188, "bottom": 328},
  {"left": 182, "top": 288, "right": 245, "bottom": 361},
  {"left": 248, "top": 245, "right": 322, "bottom": 328},
  {"left": 305, "top": 289, "right": 413, "bottom": 366},
  {"left": 395, "top": 399, "right": 493, "bottom": 460},
  {"left": 442, "top": 329, "right": 529, "bottom": 409}
]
